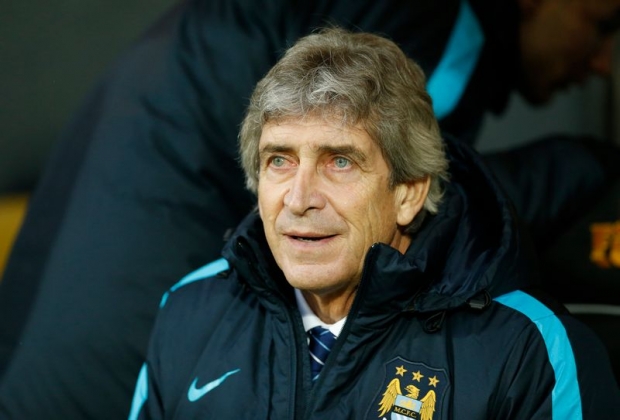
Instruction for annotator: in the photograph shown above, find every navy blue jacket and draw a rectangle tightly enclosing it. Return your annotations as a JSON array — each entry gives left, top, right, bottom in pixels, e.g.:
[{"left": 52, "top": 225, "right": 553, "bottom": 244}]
[{"left": 130, "top": 138, "right": 620, "bottom": 419}]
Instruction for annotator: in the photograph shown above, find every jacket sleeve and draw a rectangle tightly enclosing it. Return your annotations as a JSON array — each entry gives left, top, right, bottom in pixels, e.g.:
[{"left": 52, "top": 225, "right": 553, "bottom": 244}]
[
  {"left": 128, "top": 362, "right": 163, "bottom": 420},
  {"left": 128, "top": 300, "right": 172, "bottom": 420},
  {"left": 561, "top": 313, "right": 620, "bottom": 418},
  {"left": 493, "top": 292, "right": 620, "bottom": 419}
]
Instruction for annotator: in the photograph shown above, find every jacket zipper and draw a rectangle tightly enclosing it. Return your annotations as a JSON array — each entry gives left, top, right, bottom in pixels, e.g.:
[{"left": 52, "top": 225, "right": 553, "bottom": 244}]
[
  {"left": 236, "top": 238, "right": 307, "bottom": 420},
  {"left": 287, "top": 302, "right": 310, "bottom": 420},
  {"left": 301, "top": 244, "right": 381, "bottom": 420}
]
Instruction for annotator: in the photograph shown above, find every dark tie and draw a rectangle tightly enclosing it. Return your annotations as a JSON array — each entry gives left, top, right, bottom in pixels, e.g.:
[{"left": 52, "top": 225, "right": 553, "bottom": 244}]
[{"left": 308, "top": 326, "right": 337, "bottom": 381}]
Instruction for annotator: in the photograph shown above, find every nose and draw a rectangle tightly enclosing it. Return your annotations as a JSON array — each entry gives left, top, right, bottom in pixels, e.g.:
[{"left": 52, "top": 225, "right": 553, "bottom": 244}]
[
  {"left": 283, "top": 166, "right": 325, "bottom": 215},
  {"left": 589, "top": 36, "right": 615, "bottom": 76}
]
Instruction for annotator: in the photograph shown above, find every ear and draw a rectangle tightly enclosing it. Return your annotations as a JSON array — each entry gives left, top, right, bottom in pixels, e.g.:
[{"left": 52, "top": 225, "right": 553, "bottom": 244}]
[
  {"left": 518, "top": 0, "right": 543, "bottom": 18},
  {"left": 394, "top": 176, "right": 431, "bottom": 228}
]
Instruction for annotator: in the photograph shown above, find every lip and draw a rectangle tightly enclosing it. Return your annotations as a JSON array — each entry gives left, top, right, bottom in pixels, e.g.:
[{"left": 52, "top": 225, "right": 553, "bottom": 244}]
[
  {"left": 283, "top": 232, "right": 338, "bottom": 246},
  {"left": 285, "top": 232, "right": 336, "bottom": 239}
]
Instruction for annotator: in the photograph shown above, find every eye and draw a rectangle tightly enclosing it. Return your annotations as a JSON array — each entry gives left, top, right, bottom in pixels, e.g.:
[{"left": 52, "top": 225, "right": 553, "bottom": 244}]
[
  {"left": 333, "top": 156, "right": 351, "bottom": 169},
  {"left": 270, "top": 156, "right": 286, "bottom": 167}
]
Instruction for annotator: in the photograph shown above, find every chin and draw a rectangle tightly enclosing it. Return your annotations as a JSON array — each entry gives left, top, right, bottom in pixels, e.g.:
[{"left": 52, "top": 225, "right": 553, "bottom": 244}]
[
  {"left": 285, "top": 274, "right": 338, "bottom": 292},
  {"left": 282, "top": 267, "right": 351, "bottom": 295}
]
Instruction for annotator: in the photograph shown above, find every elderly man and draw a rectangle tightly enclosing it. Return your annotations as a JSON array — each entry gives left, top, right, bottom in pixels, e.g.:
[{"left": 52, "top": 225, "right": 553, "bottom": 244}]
[{"left": 128, "top": 28, "right": 619, "bottom": 419}]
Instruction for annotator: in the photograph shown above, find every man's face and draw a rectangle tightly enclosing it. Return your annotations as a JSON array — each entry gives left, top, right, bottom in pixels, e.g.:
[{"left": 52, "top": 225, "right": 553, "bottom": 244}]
[
  {"left": 519, "top": 0, "right": 620, "bottom": 104},
  {"left": 257, "top": 118, "right": 425, "bottom": 299}
]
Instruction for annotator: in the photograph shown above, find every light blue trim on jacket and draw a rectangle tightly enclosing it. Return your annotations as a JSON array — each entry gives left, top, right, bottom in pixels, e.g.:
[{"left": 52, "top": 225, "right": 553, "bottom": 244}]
[
  {"left": 128, "top": 259, "right": 230, "bottom": 418},
  {"left": 160, "top": 258, "right": 230, "bottom": 308},
  {"left": 128, "top": 363, "right": 148, "bottom": 420},
  {"left": 427, "top": 0, "right": 484, "bottom": 119},
  {"left": 495, "top": 290, "right": 582, "bottom": 420}
]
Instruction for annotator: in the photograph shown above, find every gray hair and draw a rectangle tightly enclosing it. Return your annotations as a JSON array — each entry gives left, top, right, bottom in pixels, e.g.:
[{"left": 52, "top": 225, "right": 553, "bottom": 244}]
[{"left": 239, "top": 27, "right": 449, "bottom": 231}]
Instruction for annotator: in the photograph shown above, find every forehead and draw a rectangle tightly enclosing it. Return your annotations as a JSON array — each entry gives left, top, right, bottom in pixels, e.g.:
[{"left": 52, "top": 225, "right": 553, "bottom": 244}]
[{"left": 259, "top": 118, "right": 376, "bottom": 151}]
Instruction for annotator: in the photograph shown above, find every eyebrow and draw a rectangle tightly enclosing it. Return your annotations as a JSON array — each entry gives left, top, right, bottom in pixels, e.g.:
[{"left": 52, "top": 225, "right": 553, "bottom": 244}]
[
  {"left": 259, "top": 144, "right": 294, "bottom": 156},
  {"left": 316, "top": 145, "right": 368, "bottom": 165},
  {"left": 258, "top": 144, "right": 294, "bottom": 164}
]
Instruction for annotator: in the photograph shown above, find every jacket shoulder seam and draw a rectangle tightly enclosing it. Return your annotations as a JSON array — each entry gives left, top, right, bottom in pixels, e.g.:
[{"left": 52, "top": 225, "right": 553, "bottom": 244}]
[{"left": 159, "top": 258, "right": 229, "bottom": 308}]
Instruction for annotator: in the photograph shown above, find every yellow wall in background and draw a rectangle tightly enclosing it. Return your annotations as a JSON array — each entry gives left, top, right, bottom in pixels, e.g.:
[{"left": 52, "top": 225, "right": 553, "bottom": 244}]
[{"left": 0, "top": 194, "right": 28, "bottom": 279}]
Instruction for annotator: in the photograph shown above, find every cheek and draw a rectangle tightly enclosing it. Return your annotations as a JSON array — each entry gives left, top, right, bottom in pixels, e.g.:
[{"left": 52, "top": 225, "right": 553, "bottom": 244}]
[
  {"left": 258, "top": 198, "right": 279, "bottom": 249},
  {"left": 358, "top": 192, "right": 399, "bottom": 237},
  {"left": 257, "top": 187, "right": 278, "bottom": 223}
]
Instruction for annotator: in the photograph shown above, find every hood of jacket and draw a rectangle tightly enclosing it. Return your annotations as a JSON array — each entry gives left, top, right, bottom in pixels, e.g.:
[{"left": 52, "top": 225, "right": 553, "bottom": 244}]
[{"left": 222, "top": 136, "right": 539, "bottom": 318}]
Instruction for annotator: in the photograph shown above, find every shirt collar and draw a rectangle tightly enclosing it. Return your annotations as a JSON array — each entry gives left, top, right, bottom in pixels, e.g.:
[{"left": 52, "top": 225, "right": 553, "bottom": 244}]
[{"left": 294, "top": 289, "right": 346, "bottom": 337}]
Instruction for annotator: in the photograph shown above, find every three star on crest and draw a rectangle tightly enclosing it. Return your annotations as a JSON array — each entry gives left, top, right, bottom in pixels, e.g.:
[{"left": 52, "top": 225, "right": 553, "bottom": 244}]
[{"left": 394, "top": 365, "right": 439, "bottom": 388}]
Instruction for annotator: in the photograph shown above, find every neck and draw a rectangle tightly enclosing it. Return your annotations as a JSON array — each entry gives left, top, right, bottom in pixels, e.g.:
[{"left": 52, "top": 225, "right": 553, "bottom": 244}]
[{"left": 301, "top": 287, "right": 356, "bottom": 324}]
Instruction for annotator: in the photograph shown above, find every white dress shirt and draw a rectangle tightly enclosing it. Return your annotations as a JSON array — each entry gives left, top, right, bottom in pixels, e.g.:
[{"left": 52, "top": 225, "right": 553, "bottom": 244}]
[{"left": 294, "top": 288, "right": 347, "bottom": 338}]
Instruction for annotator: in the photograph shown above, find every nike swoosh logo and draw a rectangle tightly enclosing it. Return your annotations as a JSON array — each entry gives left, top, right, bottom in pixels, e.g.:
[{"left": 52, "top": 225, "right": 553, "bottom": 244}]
[{"left": 187, "top": 369, "right": 241, "bottom": 402}]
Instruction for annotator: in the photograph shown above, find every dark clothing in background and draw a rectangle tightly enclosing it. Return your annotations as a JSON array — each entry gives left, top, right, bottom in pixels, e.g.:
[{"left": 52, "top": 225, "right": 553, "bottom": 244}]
[{"left": 0, "top": 0, "right": 617, "bottom": 418}]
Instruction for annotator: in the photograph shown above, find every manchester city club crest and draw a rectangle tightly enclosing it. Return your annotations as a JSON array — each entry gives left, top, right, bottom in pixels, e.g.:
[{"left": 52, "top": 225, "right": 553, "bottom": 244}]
[{"left": 371, "top": 357, "right": 448, "bottom": 420}]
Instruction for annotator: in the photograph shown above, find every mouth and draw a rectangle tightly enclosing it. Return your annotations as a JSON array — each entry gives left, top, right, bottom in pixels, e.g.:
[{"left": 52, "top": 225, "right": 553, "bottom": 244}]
[{"left": 288, "top": 234, "right": 336, "bottom": 242}]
